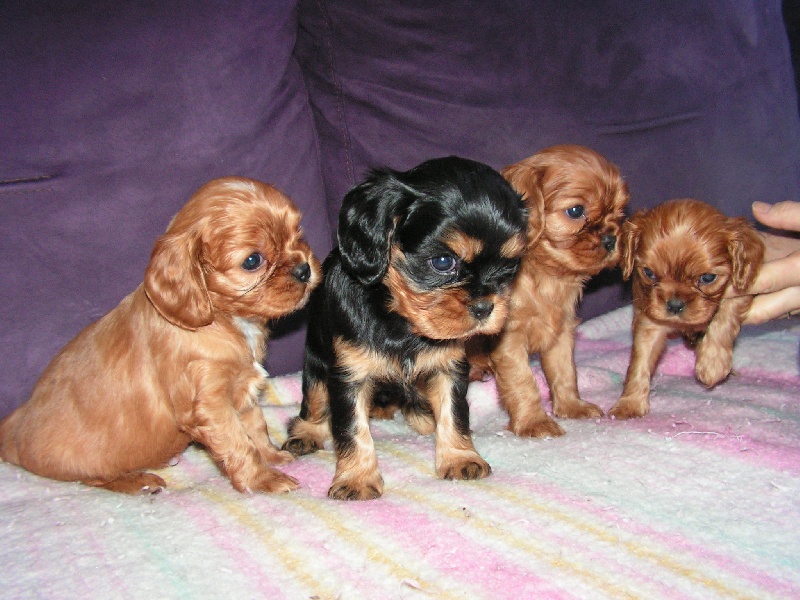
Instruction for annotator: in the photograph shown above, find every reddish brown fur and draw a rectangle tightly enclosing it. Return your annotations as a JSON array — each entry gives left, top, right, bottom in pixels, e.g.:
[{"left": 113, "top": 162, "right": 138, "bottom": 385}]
[
  {"left": 0, "top": 178, "right": 320, "bottom": 493},
  {"left": 385, "top": 247, "right": 511, "bottom": 340},
  {"left": 470, "top": 145, "right": 629, "bottom": 437},
  {"left": 609, "top": 198, "right": 764, "bottom": 419}
]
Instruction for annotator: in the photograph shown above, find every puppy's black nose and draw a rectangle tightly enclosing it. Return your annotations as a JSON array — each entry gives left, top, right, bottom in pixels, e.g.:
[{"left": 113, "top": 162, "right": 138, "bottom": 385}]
[
  {"left": 601, "top": 234, "right": 617, "bottom": 252},
  {"left": 666, "top": 297, "right": 686, "bottom": 315},
  {"left": 469, "top": 300, "right": 494, "bottom": 322},
  {"left": 292, "top": 262, "right": 311, "bottom": 283}
]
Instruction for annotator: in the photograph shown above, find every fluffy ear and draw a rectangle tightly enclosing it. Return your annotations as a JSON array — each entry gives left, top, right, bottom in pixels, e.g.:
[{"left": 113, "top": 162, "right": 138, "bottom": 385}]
[
  {"left": 725, "top": 217, "right": 765, "bottom": 292},
  {"left": 501, "top": 163, "right": 545, "bottom": 249},
  {"left": 619, "top": 213, "right": 643, "bottom": 280},
  {"left": 144, "top": 230, "right": 213, "bottom": 330},
  {"left": 337, "top": 169, "right": 414, "bottom": 286}
]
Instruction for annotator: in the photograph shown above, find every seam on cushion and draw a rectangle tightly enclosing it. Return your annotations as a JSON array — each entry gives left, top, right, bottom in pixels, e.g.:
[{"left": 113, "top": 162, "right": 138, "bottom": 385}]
[
  {"left": 0, "top": 174, "right": 56, "bottom": 196},
  {"left": 0, "top": 175, "right": 53, "bottom": 185},
  {"left": 314, "top": 0, "right": 355, "bottom": 190},
  {"left": 594, "top": 111, "right": 703, "bottom": 135},
  {"left": 289, "top": 4, "right": 335, "bottom": 238}
]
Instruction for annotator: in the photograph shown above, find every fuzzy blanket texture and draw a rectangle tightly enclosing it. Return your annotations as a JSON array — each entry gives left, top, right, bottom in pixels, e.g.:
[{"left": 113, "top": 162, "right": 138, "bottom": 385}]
[{"left": 1, "top": 305, "right": 798, "bottom": 600}]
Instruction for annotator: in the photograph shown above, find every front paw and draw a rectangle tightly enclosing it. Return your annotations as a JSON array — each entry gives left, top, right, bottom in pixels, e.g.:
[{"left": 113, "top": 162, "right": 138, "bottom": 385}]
[
  {"left": 268, "top": 449, "right": 296, "bottom": 465},
  {"left": 437, "top": 452, "right": 492, "bottom": 480},
  {"left": 328, "top": 471, "right": 384, "bottom": 501},
  {"left": 608, "top": 395, "right": 650, "bottom": 420},
  {"left": 240, "top": 467, "right": 299, "bottom": 494},
  {"left": 255, "top": 441, "right": 297, "bottom": 465},
  {"left": 509, "top": 414, "right": 566, "bottom": 438},
  {"left": 554, "top": 399, "right": 604, "bottom": 420},
  {"left": 282, "top": 436, "right": 321, "bottom": 456},
  {"left": 369, "top": 405, "right": 398, "bottom": 420},
  {"left": 88, "top": 472, "right": 167, "bottom": 495},
  {"left": 695, "top": 350, "right": 732, "bottom": 388}
]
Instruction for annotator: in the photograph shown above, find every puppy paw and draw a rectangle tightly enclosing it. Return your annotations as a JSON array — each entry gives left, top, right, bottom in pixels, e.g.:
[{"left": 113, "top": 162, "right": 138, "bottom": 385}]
[
  {"left": 554, "top": 400, "right": 604, "bottom": 420},
  {"left": 468, "top": 364, "right": 493, "bottom": 382},
  {"left": 282, "top": 418, "right": 329, "bottom": 456},
  {"left": 255, "top": 444, "right": 296, "bottom": 466},
  {"left": 404, "top": 410, "right": 436, "bottom": 436},
  {"left": 437, "top": 453, "right": 492, "bottom": 480},
  {"left": 282, "top": 435, "right": 323, "bottom": 457},
  {"left": 246, "top": 467, "right": 299, "bottom": 494},
  {"left": 509, "top": 415, "right": 566, "bottom": 438},
  {"left": 369, "top": 405, "right": 398, "bottom": 420},
  {"left": 328, "top": 472, "right": 384, "bottom": 501},
  {"left": 268, "top": 449, "right": 296, "bottom": 465},
  {"left": 695, "top": 352, "right": 732, "bottom": 388},
  {"left": 88, "top": 472, "right": 167, "bottom": 495},
  {"left": 608, "top": 396, "right": 650, "bottom": 420}
]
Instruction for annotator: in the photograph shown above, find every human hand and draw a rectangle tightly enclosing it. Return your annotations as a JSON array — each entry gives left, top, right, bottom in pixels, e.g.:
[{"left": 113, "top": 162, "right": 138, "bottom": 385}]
[{"left": 730, "top": 201, "right": 800, "bottom": 324}]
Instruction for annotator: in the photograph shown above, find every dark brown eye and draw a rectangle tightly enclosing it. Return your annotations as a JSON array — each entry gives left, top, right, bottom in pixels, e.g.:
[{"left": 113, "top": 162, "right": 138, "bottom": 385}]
[
  {"left": 698, "top": 273, "right": 717, "bottom": 285},
  {"left": 242, "top": 252, "right": 264, "bottom": 271},
  {"left": 429, "top": 255, "right": 457, "bottom": 274},
  {"left": 566, "top": 205, "right": 585, "bottom": 219},
  {"left": 642, "top": 267, "right": 657, "bottom": 281}
]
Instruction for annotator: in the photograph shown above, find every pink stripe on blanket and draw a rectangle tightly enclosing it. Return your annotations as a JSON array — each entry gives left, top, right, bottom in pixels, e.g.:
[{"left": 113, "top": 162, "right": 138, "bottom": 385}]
[
  {"left": 169, "top": 460, "right": 289, "bottom": 598},
  {"left": 612, "top": 414, "right": 800, "bottom": 475},
  {"left": 651, "top": 343, "right": 700, "bottom": 378},
  {"left": 283, "top": 458, "right": 577, "bottom": 598},
  {"left": 499, "top": 474, "right": 799, "bottom": 598},
  {"left": 350, "top": 493, "right": 577, "bottom": 598}
]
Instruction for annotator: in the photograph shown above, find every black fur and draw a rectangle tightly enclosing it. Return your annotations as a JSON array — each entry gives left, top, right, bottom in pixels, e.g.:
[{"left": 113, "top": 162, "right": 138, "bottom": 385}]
[{"left": 285, "top": 156, "right": 527, "bottom": 498}]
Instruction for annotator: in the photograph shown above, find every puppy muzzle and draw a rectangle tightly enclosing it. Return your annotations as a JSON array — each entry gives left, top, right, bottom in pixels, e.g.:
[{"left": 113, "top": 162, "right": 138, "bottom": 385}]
[
  {"left": 666, "top": 297, "right": 686, "bottom": 315},
  {"left": 601, "top": 234, "right": 617, "bottom": 253},
  {"left": 469, "top": 299, "right": 494, "bottom": 322},
  {"left": 292, "top": 262, "right": 312, "bottom": 283}
]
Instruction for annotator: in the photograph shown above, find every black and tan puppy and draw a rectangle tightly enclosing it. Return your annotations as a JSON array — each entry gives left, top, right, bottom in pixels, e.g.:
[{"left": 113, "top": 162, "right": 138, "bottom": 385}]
[{"left": 283, "top": 157, "right": 527, "bottom": 500}]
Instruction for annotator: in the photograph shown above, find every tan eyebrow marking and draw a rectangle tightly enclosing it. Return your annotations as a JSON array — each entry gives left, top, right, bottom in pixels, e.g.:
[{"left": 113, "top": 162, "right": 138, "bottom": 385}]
[
  {"left": 444, "top": 230, "right": 484, "bottom": 262},
  {"left": 500, "top": 234, "right": 526, "bottom": 259}
]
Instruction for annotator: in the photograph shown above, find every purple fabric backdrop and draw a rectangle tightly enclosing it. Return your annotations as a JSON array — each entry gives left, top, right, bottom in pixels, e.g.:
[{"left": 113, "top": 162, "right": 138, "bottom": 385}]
[
  {"left": 297, "top": 0, "right": 800, "bottom": 316},
  {"left": 299, "top": 0, "right": 800, "bottom": 216},
  {"left": 2, "top": 0, "right": 799, "bottom": 418},
  {"left": 0, "top": 2, "right": 333, "bottom": 417}
]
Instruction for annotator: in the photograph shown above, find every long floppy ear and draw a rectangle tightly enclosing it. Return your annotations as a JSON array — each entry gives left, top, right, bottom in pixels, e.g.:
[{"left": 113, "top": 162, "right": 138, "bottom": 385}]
[
  {"left": 725, "top": 217, "right": 765, "bottom": 292},
  {"left": 501, "top": 162, "right": 546, "bottom": 249},
  {"left": 144, "top": 230, "right": 213, "bottom": 330},
  {"left": 619, "top": 213, "right": 643, "bottom": 280},
  {"left": 337, "top": 169, "right": 414, "bottom": 286}
]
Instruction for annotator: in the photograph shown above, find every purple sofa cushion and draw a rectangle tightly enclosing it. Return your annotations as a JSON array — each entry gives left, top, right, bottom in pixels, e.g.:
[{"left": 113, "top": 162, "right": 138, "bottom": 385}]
[
  {"left": 0, "top": 2, "right": 333, "bottom": 417},
  {"left": 297, "top": 0, "right": 800, "bottom": 312}
]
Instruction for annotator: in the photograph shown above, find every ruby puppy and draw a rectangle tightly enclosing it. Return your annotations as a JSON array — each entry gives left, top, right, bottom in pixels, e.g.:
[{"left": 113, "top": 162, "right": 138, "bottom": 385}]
[
  {"left": 470, "top": 145, "right": 629, "bottom": 437},
  {"left": 609, "top": 198, "right": 764, "bottom": 419},
  {"left": 0, "top": 177, "right": 320, "bottom": 494}
]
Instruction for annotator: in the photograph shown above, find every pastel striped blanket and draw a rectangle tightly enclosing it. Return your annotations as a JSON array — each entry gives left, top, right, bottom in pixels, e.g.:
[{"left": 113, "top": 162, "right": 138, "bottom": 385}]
[{"left": 2, "top": 305, "right": 798, "bottom": 599}]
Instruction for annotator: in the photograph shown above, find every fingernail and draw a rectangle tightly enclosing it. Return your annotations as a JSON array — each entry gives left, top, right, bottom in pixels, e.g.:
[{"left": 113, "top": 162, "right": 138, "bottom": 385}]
[{"left": 752, "top": 201, "right": 771, "bottom": 214}]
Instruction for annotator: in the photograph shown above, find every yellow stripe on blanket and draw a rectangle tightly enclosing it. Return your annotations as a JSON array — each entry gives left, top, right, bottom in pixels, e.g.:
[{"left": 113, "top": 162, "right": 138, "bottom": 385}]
[
  {"left": 287, "top": 494, "right": 468, "bottom": 600},
  {"left": 200, "top": 488, "right": 336, "bottom": 598},
  {"left": 394, "top": 485, "right": 639, "bottom": 599},
  {"left": 484, "top": 481, "right": 757, "bottom": 600}
]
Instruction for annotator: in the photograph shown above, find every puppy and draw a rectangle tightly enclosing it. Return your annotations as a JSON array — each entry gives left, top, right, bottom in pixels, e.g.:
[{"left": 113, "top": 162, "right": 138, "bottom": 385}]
[
  {"left": 282, "top": 157, "right": 527, "bottom": 500},
  {"left": 609, "top": 198, "right": 764, "bottom": 419},
  {"left": 0, "top": 177, "right": 320, "bottom": 494},
  {"left": 469, "top": 145, "right": 629, "bottom": 438}
]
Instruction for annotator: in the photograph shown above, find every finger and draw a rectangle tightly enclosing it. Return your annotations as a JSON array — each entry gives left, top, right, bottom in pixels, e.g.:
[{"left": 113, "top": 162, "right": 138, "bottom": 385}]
[
  {"left": 743, "top": 286, "right": 800, "bottom": 325},
  {"left": 759, "top": 230, "right": 800, "bottom": 262},
  {"left": 752, "top": 200, "right": 800, "bottom": 231}
]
